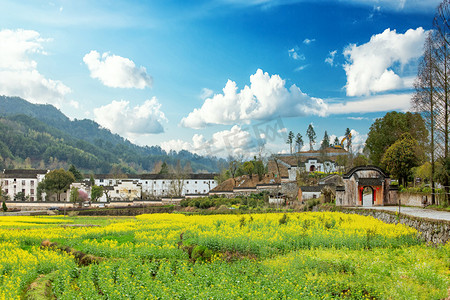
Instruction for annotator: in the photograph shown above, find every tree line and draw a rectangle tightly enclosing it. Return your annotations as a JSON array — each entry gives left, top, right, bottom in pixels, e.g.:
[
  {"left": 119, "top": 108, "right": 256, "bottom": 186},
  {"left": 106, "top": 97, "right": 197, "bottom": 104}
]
[
  {"left": 285, "top": 126, "right": 352, "bottom": 154},
  {"left": 410, "top": 0, "right": 450, "bottom": 205}
]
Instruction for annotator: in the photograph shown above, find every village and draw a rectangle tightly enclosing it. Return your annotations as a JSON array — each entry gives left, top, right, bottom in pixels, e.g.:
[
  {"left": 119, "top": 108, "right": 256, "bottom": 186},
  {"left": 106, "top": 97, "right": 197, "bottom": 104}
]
[{"left": 0, "top": 144, "right": 427, "bottom": 212}]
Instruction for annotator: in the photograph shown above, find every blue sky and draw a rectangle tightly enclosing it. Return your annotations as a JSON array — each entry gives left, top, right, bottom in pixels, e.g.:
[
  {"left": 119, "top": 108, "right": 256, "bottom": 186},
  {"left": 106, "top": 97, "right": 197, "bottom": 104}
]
[{"left": 0, "top": 0, "right": 440, "bottom": 158}]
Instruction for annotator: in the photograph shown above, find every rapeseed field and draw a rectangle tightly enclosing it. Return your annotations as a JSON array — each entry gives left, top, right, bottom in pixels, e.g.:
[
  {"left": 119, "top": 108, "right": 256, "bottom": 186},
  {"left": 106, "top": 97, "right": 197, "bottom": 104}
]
[{"left": 0, "top": 212, "right": 448, "bottom": 299}]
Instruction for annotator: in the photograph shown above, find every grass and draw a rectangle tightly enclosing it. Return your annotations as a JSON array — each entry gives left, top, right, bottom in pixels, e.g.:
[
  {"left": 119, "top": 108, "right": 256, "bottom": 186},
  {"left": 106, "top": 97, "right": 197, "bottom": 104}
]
[{"left": 0, "top": 213, "right": 449, "bottom": 299}]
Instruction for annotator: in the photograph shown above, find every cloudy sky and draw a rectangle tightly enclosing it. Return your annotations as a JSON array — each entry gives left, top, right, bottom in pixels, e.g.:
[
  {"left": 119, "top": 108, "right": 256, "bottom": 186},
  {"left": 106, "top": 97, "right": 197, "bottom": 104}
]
[{"left": 0, "top": 0, "right": 440, "bottom": 157}]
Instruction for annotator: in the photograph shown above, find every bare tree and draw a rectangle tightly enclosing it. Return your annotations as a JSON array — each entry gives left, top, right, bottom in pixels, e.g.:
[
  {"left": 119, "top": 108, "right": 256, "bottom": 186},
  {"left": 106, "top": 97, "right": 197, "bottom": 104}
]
[
  {"left": 168, "top": 163, "right": 186, "bottom": 197},
  {"left": 412, "top": 1, "right": 450, "bottom": 204},
  {"left": 412, "top": 31, "right": 438, "bottom": 204}
]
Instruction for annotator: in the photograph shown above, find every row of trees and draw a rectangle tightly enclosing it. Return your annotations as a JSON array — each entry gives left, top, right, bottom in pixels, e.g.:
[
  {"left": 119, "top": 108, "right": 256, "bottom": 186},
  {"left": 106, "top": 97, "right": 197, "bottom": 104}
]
[
  {"left": 215, "top": 156, "right": 266, "bottom": 184},
  {"left": 286, "top": 126, "right": 352, "bottom": 153},
  {"left": 411, "top": 0, "right": 450, "bottom": 204}
]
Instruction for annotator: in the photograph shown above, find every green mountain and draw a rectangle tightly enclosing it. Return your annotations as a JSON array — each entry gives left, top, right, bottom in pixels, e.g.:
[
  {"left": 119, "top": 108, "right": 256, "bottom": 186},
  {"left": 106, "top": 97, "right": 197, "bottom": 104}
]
[{"left": 0, "top": 96, "right": 226, "bottom": 173}]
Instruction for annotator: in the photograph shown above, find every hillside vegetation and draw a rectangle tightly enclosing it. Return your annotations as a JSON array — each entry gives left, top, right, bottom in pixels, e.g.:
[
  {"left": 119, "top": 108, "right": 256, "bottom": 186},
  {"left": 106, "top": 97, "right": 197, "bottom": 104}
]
[{"left": 0, "top": 96, "right": 225, "bottom": 173}]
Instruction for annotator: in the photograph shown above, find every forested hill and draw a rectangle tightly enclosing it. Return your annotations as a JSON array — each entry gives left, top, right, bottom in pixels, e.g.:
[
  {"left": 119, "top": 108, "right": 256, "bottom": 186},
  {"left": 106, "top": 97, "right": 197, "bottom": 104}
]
[{"left": 0, "top": 96, "right": 226, "bottom": 173}]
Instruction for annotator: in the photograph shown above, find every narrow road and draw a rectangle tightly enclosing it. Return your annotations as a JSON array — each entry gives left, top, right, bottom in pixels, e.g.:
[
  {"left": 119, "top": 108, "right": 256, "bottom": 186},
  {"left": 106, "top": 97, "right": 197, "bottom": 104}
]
[{"left": 357, "top": 206, "right": 450, "bottom": 222}]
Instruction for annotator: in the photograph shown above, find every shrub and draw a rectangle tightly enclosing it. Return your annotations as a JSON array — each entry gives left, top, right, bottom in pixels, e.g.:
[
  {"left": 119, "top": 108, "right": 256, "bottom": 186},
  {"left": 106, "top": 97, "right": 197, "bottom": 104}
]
[{"left": 279, "top": 213, "right": 288, "bottom": 225}]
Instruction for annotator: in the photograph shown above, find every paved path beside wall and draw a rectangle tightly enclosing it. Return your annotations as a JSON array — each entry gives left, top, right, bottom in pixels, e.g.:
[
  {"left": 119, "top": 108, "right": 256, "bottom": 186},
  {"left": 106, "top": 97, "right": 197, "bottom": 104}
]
[{"left": 357, "top": 206, "right": 450, "bottom": 222}]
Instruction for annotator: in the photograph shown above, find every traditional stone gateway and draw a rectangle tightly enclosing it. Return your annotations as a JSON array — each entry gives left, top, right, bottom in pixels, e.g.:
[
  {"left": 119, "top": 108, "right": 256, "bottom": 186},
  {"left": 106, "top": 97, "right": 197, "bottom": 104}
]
[{"left": 336, "top": 166, "right": 397, "bottom": 207}]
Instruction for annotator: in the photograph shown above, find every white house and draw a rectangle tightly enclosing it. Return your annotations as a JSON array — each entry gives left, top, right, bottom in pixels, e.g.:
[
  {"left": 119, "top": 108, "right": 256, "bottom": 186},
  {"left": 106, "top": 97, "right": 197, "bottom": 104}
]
[
  {"left": 0, "top": 169, "right": 48, "bottom": 201},
  {"left": 94, "top": 173, "right": 217, "bottom": 199}
]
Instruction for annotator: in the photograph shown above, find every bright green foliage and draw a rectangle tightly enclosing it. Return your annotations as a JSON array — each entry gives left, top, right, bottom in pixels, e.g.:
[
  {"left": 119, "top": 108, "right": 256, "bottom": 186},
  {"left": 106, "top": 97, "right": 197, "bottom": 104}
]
[
  {"left": 253, "top": 159, "right": 265, "bottom": 180},
  {"left": 365, "top": 111, "right": 427, "bottom": 166},
  {"left": 68, "top": 164, "right": 83, "bottom": 181},
  {"left": 414, "top": 162, "right": 433, "bottom": 183},
  {"left": 242, "top": 161, "right": 254, "bottom": 176},
  {"left": 91, "top": 185, "right": 104, "bottom": 202},
  {"left": 40, "top": 169, "right": 75, "bottom": 201},
  {"left": 69, "top": 187, "right": 80, "bottom": 205},
  {"left": 381, "top": 133, "right": 423, "bottom": 186}
]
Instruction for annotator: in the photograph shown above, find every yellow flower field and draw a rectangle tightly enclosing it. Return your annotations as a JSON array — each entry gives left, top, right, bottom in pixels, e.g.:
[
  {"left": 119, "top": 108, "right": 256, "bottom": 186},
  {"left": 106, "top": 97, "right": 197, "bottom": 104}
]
[{"left": 0, "top": 212, "right": 448, "bottom": 299}]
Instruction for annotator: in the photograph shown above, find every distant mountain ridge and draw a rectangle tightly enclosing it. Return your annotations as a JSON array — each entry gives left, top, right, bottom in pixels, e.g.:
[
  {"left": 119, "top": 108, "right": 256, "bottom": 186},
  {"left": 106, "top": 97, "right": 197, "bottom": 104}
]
[{"left": 0, "top": 95, "right": 225, "bottom": 173}]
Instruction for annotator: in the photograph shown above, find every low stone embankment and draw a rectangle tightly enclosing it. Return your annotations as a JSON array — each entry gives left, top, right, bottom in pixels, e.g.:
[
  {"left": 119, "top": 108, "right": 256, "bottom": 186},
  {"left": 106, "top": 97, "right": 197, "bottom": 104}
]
[{"left": 319, "top": 205, "right": 450, "bottom": 244}]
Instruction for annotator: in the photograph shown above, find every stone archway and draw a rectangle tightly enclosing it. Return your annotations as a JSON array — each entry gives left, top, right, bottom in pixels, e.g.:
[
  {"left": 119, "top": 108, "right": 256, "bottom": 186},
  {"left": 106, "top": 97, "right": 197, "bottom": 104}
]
[{"left": 336, "top": 166, "right": 394, "bottom": 207}]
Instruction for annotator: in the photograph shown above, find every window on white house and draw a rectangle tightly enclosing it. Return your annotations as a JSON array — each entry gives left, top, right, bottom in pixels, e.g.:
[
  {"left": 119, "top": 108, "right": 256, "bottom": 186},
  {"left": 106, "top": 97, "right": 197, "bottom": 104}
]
[
  {"left": 22, "top": 180, "right": 26, "bottom": 185},
  {"left": 4, "top": 180, "right": 7, "bottom": 185},
  {"left": 30, "top": 180, "right": 34, "bottom": 186},
  {"left": 31, "top": 189, "right": 34, "bottom": 194}
]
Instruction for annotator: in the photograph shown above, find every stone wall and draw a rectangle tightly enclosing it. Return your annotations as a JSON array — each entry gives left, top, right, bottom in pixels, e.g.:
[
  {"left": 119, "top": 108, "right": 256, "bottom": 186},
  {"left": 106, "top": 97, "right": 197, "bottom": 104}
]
[
  {"left": 320, "top": 206, "right": 450, "bottom": 244},
  {"left": 398, "top": 193, "right": 429, "bottom": 207}
]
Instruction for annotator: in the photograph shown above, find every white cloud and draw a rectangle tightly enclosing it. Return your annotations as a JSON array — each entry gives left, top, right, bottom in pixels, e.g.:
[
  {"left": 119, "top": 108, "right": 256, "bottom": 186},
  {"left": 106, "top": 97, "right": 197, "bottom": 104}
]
[
  {"left": 0, "top": 29, "right": 71, "bottom": 107},
  {"left": 69, "top": 100, "right": 80, "bottom": 109},
  {"left": 328, "top": 93, "right": 411, "bottom": 114},
  {"left": 200, "top": 88, "right": 213, "bottom": 99},
  {"left": 180, "top": 69, "right": 328, "bottom": 128},
  {"left": 347, "top": 116, "right": 367, "bottom": 121},
  {"left": 294, "top": 65, "right": 308, "bottom": 72},
  {"left": 325, "top": 50, "right": 337, "bottom": 66},
  {"left": 343, "top": 27, "right": 426, "bottom": 96},
  {"left": 288, "top": 48, "right": 305, "bottom": 60},
  {"left": 161, "top": 125, "right": 265, "bottom": 157},
  {"left": 83, "top": 50, "right": 152, "bottom": 89},
  {"left": 303, "top": 38, "right": 315, "bottom": 45},
  {"left": 349, "top": 129, "right": 367, "bottom": 153},
  {"left": 93, "top": 98, "right": 167, "bottom": 139}
]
